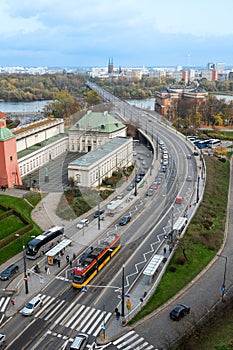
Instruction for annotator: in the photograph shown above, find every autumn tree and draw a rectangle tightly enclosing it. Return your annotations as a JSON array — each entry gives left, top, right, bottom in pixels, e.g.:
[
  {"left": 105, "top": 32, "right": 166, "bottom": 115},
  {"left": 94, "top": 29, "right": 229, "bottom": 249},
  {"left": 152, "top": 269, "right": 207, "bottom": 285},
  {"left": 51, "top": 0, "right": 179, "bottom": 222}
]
[
  {"left": 214, "top": 146, "right": 227, "bottom": 158},
  {"left": 43, "top": 90, "right": 81, "bottom": 119},
  {"left": 84, "top": 90, "right": 103, "bottom": 106}
]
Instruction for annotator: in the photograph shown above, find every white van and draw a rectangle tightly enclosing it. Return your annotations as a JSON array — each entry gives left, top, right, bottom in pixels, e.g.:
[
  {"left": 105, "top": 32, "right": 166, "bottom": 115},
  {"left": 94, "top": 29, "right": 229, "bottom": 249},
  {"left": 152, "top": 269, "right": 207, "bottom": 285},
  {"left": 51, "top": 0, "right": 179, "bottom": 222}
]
[{"left": 70, "top": 333, "right": 88, "bottom": 350}]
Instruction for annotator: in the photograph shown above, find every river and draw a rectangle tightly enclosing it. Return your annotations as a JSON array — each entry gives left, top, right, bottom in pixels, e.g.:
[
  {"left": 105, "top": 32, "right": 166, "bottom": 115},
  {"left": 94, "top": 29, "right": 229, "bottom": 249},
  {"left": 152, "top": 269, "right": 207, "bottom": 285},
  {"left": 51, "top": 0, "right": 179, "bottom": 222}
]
[
  {"left": 0, "top": 94, "right": 232, "bottom": 114},
  {"left": 0, "top": 100, "right": 51, "bottom": 113},
  {"left": 127, "top": 95, "right": 233, "bottom": 111}
]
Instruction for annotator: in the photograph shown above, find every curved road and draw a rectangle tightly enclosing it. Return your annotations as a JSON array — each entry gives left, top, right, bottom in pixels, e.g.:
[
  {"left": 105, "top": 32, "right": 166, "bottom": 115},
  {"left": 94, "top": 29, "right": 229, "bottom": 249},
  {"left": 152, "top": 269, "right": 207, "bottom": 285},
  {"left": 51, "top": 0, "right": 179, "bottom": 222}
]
[{"left": 88, "top": 82, "right": 233, "bottom": 349}]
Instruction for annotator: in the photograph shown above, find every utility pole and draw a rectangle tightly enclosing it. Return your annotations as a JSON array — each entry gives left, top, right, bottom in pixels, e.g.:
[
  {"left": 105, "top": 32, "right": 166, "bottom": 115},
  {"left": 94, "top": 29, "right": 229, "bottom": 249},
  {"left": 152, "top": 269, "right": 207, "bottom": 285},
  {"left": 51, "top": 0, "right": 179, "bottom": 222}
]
[
  {"left": 121, "top": 265, "right": 125, "bottom": 317},
  {"left": 196, "top": 175, "right": 200, "bottom": 204},
  {"left": 98, "top": 166, "right": 101, "bottom": 230},
  {"left": 23, "top": 245, "right": 29, "bottom": 294}
]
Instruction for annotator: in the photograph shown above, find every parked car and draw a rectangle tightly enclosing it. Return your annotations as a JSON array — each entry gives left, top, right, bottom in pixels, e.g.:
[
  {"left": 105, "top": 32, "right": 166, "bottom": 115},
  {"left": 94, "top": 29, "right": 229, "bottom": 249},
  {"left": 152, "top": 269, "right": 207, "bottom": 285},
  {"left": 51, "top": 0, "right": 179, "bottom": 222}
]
[
  {"left": 118, "top": 215, "right": 131, "bottom": 226},
  {"left": 127, "top": 184, "right": 134, "bottom": 191},
  {"left": 161, "top": 165, "right": 167, "bottom": 172},
  {"left": 193, "top": 150, "right": 199, "bottom": 156},
  {"left": 0, "top": 264, "right": 19, "bottom": 281},
  {"left": 0, "top": 334, "right": 6, "bottom": 346},
  {"left": 139, "top": 170, "right": 145, "bottom": 178},
  {"left": 135, "top": 175, "right": 141, "bottom": 183},
  {"left": 76, "top": 219, "right": 89, "bottom": 229},
  {"left": 93, "top": 210, "right": 105, "bottom": 218},
  {"left": 146, "top": 188, "right": 154, "bottom": 196},
  {"left": 21, "top": 296, "right": 43, "bottom": 316},
  {"left": 170, "top": 303, "right": 190, "bottom": 321},
  {"left": 116, "top": 194, "right": 124, "bottom": 200}
]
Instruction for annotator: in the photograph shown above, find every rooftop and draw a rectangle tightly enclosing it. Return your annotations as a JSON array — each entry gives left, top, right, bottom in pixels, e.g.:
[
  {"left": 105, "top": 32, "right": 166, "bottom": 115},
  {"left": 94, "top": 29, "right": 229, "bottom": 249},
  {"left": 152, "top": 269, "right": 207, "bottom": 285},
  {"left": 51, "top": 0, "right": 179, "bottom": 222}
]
[
  {"left": 69, "top": 137, "right": 132, "bottom": 167},
  {"left": 17, "top": 133, "right": 67, "bottom": 159},
  {"left": 69, "top": 111, "right": 125, "bottom": 133}
]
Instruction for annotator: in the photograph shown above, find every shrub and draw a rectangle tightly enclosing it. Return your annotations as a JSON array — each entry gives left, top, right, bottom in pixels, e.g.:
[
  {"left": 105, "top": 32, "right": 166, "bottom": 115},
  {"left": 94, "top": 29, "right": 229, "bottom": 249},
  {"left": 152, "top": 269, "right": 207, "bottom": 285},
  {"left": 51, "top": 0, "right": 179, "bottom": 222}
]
[
  {"left": 169, "top": 266, "right": 176, "bottom": 272},
  {"left": 176, "top": 256, "right": 186, "bottom": 265}
]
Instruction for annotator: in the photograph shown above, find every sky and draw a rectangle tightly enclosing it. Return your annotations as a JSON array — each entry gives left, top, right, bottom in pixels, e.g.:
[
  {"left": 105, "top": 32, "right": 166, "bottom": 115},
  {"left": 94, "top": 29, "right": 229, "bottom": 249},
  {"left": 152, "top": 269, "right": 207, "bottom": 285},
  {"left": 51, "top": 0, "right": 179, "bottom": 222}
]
[{"left": 1, "top": 0, "right": 233, "bottom": 68}]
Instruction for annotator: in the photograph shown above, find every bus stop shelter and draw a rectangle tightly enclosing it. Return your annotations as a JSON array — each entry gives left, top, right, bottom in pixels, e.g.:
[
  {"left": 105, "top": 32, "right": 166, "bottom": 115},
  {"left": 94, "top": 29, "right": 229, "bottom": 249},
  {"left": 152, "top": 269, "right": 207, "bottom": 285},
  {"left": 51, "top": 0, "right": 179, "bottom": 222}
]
[
  {"left": 46, "top": 239, "right": 72, "bottom": 265},
  {"left": 143, "top": 254, "right": 164, "bottom": 284}
]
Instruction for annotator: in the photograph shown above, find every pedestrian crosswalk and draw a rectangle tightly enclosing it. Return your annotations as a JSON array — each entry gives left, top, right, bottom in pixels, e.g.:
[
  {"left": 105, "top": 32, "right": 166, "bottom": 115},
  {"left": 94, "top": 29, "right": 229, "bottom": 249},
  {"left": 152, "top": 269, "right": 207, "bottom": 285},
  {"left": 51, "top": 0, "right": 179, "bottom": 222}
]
[
  {"left": 1, "top": 293, "right": 155, "bottom": 349},
  {"left": 34, "top": 293, "right": 112, "bottom": 337},
  {"left": 113, "top": 330, "right": 155, "bottom": 349},
  {"left": 0, "top": 295, "right": 11, "bottom": 313}
]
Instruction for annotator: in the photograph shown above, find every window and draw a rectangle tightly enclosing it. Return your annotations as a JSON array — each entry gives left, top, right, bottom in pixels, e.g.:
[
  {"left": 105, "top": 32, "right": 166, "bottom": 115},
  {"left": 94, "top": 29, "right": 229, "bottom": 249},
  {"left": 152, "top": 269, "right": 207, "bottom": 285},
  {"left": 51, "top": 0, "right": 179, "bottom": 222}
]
[{"left": 10, "top": 156, "right": 13, "bottom": 161}]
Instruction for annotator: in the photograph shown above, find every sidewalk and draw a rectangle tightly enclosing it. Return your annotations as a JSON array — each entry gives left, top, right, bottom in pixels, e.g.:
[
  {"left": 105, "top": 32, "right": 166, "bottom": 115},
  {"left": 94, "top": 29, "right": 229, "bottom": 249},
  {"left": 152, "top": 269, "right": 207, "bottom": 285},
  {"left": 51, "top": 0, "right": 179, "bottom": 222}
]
[{"left": 0, "top": 161, "right": 158, "bottom": 327}]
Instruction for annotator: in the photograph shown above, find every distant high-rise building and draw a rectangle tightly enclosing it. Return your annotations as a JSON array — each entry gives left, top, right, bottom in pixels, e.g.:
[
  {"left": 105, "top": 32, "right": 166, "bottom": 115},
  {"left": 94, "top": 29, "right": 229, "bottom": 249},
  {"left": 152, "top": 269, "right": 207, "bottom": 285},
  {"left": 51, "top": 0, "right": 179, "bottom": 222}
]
[
  {"left": 212, "top": 70, "right": 218, "bottom": 81},
  {"left": 207, "top": 63, "right": 215, "bottom": 70},
  {"left": 216, "top": 62, "right": 225, "bottom": 72},
  {"left": 108, "top": 57, "right": 114, "bottom": 74}
]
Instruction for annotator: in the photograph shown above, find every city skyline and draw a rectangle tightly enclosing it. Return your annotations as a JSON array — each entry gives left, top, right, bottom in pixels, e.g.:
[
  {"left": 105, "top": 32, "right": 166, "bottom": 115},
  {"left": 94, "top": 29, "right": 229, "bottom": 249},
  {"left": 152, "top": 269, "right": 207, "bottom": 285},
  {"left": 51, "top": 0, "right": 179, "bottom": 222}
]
[{"left": 1, "top": 0, "right": 233, "bottom": 68}]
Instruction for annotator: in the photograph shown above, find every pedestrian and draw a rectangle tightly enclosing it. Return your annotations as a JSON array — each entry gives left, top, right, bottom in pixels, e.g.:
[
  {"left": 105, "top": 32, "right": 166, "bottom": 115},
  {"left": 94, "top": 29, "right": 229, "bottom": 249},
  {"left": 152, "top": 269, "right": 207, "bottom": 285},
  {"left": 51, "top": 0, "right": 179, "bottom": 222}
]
[
  {"left": 116, "top": 311, "right": 120, "bottom": 320},
  {"left": 163, "top": 246, "right": 167, "bottom": 255},
  {"left": 115, "top": 307, "right": 118, "bottom": 314},
  {"left": 11, "top": 298, "right": 15, "bottom": 306},
  {"left": 45, "top": 265, "right": 48, "bottom": 273},
  {"left": 57, "top": 259, "right": 60, "bottom": 268},
  {"left": 69, "top": 260, "right": 72, "bottom": 267},
  {"left": 66, "top": 255, "right": 70, "bottom": 264},
  {"left": 47, "top": 267, "right": 50, "bottom": 275},
  {"left": 73, "top": 253, "right": 76, "bottom": 260}
]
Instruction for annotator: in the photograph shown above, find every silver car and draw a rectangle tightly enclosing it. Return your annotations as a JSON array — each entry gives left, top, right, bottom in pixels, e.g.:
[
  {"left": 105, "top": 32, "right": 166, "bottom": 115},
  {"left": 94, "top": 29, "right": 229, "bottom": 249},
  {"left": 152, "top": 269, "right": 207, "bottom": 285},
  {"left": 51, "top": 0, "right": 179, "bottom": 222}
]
[
  {"left": 76, "top": 219, "right": 89, "bottom": 229},
  {"left": 21, "top": 296, "right": 43, "bottom": 316}
]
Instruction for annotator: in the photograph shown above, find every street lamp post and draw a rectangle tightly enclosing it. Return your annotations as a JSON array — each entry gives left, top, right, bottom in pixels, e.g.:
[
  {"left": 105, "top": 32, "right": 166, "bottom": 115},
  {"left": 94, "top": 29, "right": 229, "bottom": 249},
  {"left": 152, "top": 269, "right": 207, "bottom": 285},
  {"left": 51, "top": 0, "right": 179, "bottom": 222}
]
[
  {"left": 23, "top": 245, "right": 29, "bottom": 294},
  {"left": 169, "top": 206, "right": 174, "bottom": 244},
  {"left": 97, "top": 166, "right": 101, "bottom": 230},
  {"left": 156, "top": 135, "right": 159, "bottom": 160},
  {"left": 217, "top": 254, "right": 227, "bottom": 302},
  {"left": 134, "top": 162, "right": 137, "bottom": 197},
  {"left": 15, "top": 234, "right": 29, "bottom": 294},
  {"left": 196, "top": 175, "right": 200, "bottom": 204},
  {"left": 98, "top": 190, "right": 101, "bottom": 230},
  {"left": 121, "top": 265, "right": 125, "bottom": 317}
]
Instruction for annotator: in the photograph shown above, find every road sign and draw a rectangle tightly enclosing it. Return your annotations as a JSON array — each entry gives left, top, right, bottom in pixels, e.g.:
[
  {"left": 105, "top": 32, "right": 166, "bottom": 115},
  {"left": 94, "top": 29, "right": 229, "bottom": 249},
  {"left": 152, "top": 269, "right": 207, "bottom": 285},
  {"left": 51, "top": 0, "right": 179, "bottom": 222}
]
[
  {"left": 23, "top": 276, "right": 28, "bottom": 281},
  {"left": 126, "top": 298, "right": 131, "bottom": 310},
  {"left": 81, "top": 286, "right": 88, "bottom": 292}
]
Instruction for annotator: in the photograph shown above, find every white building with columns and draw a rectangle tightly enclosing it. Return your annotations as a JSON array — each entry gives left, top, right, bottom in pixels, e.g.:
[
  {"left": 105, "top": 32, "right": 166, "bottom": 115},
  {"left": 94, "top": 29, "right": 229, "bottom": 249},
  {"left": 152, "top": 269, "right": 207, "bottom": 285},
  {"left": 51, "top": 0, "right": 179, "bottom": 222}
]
[
  {"left": 68, "top": 137, "right": 133, "bottom": 188},
  {"left": 68, "top": 110, "right": 127, "bottom": 153}
]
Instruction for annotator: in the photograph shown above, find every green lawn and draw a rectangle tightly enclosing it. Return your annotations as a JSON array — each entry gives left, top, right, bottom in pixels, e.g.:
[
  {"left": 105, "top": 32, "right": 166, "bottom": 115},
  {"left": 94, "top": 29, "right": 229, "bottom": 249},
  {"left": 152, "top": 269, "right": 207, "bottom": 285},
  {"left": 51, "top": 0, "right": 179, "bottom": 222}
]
[
  {"left": 0, "top": 215, "right": 25, "bottom": 240},
  {"left": 0, "top": 193, "right": 43, "bottom": 264},
  {"left": 131, "top": 155, "right": 230, "bottom": 333}
]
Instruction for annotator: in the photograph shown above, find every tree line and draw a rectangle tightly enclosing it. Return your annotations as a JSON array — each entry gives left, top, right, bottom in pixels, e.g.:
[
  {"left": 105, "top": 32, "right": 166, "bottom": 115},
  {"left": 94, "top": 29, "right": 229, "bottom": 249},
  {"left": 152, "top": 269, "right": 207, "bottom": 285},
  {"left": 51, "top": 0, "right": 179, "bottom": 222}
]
[
  {"left": 0, "top": 73, "right": 103, "bottom": 120},
  {"left": 2, "top": 73, "right": 233, "bottom": 130},
  {"left": 93, "top": 77, "right": 233, "bottom": 130}
]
